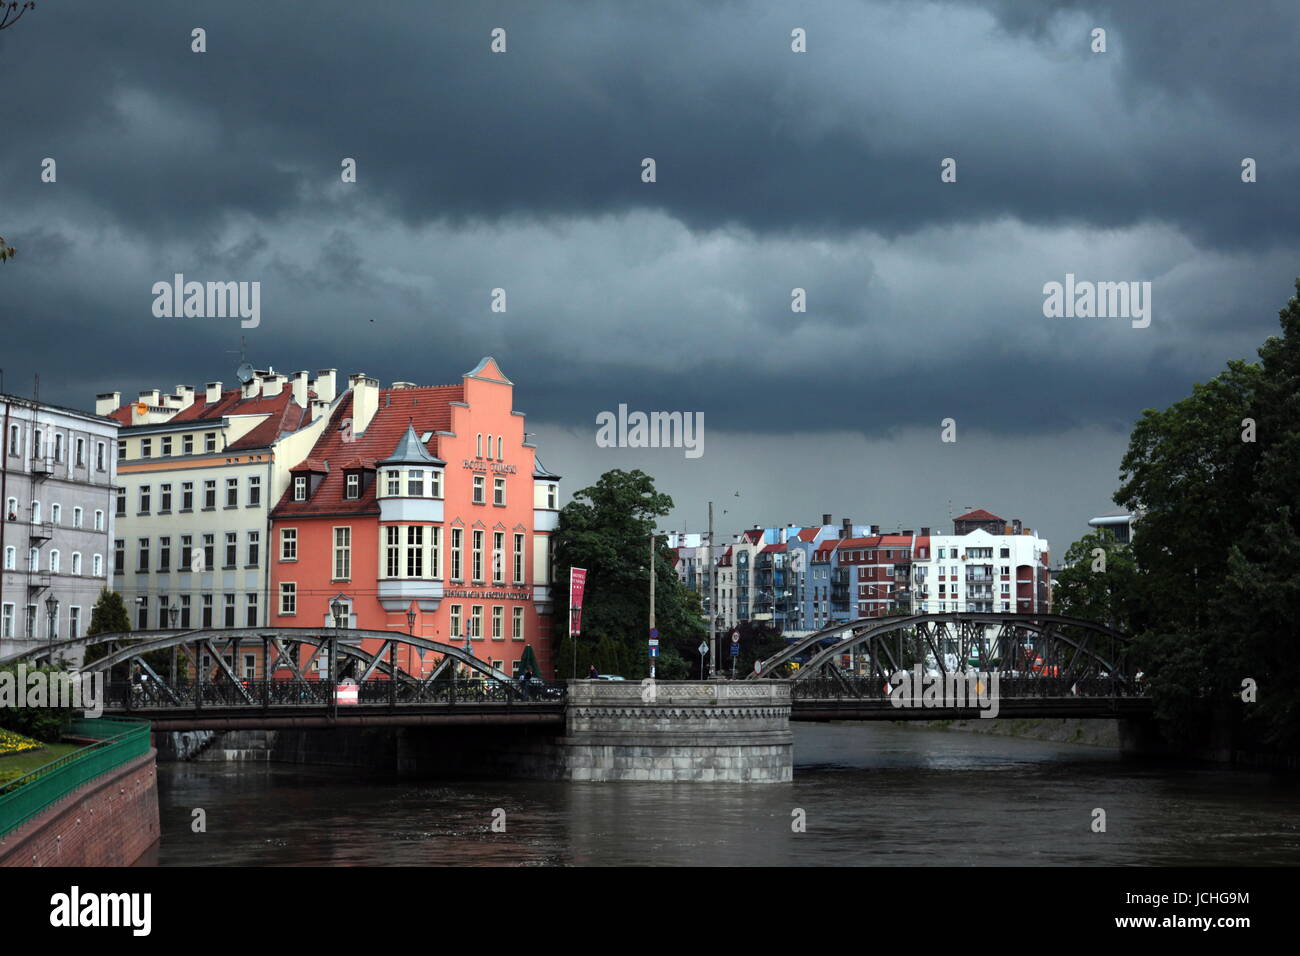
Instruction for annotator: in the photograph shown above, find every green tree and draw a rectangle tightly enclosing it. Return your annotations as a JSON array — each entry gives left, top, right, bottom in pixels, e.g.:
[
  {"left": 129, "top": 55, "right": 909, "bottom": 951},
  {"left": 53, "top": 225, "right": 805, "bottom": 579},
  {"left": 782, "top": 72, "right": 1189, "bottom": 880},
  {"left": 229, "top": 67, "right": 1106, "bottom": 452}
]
[
  {"left": 551, "top": 469, "right": 706, "bottom": 678},
  {"left": 1053, "top": 528, "right": 1140, "bottom": 631},
  {"left": 83, "top": 588, "right": 131, "bottom": 665},
  {"left": 1116, "top": 278, "right": 1300, "bottom": 752}
]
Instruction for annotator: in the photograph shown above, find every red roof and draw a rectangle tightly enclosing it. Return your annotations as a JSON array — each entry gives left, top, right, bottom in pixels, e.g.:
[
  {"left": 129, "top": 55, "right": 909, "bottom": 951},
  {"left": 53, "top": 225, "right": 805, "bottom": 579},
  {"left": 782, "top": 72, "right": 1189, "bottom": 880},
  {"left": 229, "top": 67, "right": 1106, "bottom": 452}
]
[
  {"left": 272, "top": 385, "right": 464, "bottom": 517},
  {"left": 955, "top": 508, "right": 1003, "bottom": 523},
  {"left": 796, "top": 528, "right": 820, "bottom": 541},
  {"left": 109, "top": 383, "right": 315, "bottom": 450},
  {"left": 760, "top": 542, "right": 787, "bottom": 554},
  {"left": 741, "top": 529, "right": 764, "bottom": 544}
]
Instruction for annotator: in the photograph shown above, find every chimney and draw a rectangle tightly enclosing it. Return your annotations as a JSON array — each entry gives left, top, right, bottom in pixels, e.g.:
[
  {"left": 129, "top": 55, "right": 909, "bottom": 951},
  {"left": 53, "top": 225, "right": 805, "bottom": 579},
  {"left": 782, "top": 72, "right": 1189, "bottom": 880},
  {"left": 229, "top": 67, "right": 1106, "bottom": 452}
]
[
  {"left": 871, "top": 525, "right": 880, "bottom": 535},
  {"left": 138, "top": 389, "right": 160, "bottom": 407},
  {"left": 242, "top": 377, "right": 259, "bottom": 399},
  {"left": 176, "top": 386, "right": 195, "bottom": 410},
  {"left": 902, "top": 529, "right": 913, "bottom": 537},
  {"left": 392, "top": 381, "right": 416, "bottom": 390},
  {"left": 205, "top": 382, "right": 223, "bottom": 405},
  {"left": 292, "top": 371, "right": 309, "bottom": 408},
  {"left": 260, "top": 371, "right": 283, "bottom": 399},
  {"left": 1013, "top": 519, "right": 1023, "bottom": 535},
  {"left": 840, "top": 518, "right": 851, "bottom": 539},
  {"left": 348, "top": 373, "right": 380, "bottom": 435},
  {"left": 315, "top": 369, "right": 337, "bottom": 404},
  {"left": 310, "top": 399, "right": 330, "bottom": 422},
  {"left": 822, "top": 513, "right": 832, "bottom": 526},
  {"left": 921, "top": 527, "right": 931, "bottom": 537},
  {"left": 95, "top": 392, "right": 121, "bottom": 416}
]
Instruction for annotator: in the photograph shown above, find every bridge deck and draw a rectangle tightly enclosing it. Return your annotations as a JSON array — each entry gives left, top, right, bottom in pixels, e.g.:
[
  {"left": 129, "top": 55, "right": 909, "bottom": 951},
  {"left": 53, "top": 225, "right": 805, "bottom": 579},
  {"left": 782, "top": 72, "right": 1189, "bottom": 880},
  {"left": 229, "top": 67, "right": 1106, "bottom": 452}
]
[{"left": 791, "top": 697, "right": 1153, "bottom": 721}]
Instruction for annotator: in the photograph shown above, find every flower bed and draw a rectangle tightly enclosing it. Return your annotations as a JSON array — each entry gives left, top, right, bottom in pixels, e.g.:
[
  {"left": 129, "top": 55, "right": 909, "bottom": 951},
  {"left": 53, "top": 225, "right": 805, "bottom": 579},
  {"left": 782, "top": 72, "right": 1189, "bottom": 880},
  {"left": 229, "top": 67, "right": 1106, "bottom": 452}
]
[{"left": 0, "top": 728, "right": 41, "bottom": 758}]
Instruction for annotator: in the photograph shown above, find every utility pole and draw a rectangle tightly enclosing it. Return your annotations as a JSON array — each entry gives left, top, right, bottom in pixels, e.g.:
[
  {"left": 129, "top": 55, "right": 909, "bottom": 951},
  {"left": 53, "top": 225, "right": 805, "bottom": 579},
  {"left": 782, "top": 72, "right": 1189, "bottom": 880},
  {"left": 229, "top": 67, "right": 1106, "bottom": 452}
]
[
  {"left": 708, "top": 501, "right": 716, "bottom": 677},
  {"left": 648, "top": 532, "right": 656, "bottom": 679}
]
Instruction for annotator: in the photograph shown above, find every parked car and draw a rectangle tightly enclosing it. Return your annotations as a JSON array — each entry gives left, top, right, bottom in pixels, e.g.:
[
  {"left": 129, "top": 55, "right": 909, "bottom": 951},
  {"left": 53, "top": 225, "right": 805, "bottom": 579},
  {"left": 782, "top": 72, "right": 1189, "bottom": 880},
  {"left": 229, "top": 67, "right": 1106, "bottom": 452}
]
[{"left": 595, "top": 674, "right": 625, "bottom": 681}]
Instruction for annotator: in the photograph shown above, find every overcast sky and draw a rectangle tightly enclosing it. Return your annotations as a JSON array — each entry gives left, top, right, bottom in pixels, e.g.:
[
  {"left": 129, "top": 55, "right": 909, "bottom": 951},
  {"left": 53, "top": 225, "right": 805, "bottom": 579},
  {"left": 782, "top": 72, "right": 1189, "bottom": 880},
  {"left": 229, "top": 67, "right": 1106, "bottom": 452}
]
[{"left": 2, "top": 0, "right": 1296, "bottom": 555}]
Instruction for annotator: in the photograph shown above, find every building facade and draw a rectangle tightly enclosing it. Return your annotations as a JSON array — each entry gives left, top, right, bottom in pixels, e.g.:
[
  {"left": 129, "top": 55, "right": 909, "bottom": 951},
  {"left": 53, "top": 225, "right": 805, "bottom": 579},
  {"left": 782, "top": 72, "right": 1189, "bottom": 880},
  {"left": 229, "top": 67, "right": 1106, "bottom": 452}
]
[
  {"left": 1, "top": 395, "right": 118, "bottom": 658},
  {"left": 99, "top": 369, "right": 338, "bottom": 633},
  {"left": 268, "top": 358, "right": 559, "bottom": 679}
]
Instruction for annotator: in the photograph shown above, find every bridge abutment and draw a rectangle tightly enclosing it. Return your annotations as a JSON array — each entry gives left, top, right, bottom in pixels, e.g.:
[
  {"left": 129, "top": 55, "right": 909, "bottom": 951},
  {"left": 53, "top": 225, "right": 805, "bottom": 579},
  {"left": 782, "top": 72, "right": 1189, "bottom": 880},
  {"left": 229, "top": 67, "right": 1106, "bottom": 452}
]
[{"left": 559, "top": 680, "right": 792, "bottom": 783}]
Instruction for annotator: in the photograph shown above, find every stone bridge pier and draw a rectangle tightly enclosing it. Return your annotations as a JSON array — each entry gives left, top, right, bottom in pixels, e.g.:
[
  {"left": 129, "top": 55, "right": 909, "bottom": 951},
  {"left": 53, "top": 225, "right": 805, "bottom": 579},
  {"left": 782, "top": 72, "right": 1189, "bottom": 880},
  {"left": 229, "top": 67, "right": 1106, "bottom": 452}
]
[{"left": 561, "top": 680, "right": 793, "bottom": 782}]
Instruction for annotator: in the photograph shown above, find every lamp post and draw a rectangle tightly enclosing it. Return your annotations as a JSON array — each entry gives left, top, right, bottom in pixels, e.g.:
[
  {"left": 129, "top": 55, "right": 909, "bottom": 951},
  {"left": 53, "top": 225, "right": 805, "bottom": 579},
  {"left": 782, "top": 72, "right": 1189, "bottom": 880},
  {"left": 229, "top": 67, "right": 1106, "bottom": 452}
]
[
  {"left": 44, "top": 594, "right": 57, "bottom": 663},
  {"left": 399, "top": 606, "right": 415, "bottom": 707},
  {"left": 168, "top": 603, "right": 180, "bottom": 689}
]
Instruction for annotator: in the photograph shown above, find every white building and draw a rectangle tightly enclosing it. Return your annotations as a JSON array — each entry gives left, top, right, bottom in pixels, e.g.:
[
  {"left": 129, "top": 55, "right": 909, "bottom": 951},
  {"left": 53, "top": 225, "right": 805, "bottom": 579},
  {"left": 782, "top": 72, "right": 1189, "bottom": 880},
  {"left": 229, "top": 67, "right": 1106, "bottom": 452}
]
[
  {"left": 1, "top": 395, "right": 119, "bottom": 658},
  {"left": 97, "top": 368, "right": 340, "bottom": 630},
  {"left": 912, "top": 526, "right": 1051, "bottom": 614}
]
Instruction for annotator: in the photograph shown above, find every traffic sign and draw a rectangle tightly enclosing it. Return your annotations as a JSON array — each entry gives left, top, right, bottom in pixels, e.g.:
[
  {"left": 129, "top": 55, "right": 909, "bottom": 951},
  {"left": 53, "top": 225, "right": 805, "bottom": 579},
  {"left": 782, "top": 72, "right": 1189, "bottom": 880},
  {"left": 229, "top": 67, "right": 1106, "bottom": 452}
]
[
  {"left": 649, "top": 628, "right": 659, "bottom": 639},
  {"left": 649, "top": 646, "right": 659, "bottom": 657},
  {"left": 697, "top": 641, "right": 708, "bottom": 656},
  {"left": 649, "top": 638, "right": 659, "bottom": 647},
  {"left": 731, "top": 633, "right": 740, "bottom": 644},
  {"left": 730, "top": 641, "right": 739, "bottom": 657}
]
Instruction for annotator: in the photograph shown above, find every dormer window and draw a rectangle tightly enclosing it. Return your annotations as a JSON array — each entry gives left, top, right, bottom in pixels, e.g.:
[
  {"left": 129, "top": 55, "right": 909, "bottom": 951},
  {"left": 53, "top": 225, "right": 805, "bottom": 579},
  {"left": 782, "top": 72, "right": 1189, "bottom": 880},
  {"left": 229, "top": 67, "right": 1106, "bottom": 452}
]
[
  {"left": 345, "top": 473, "right": 360, "bottom": 500},
  {"left": 407, "top": 469, "right": 425, "bottom": 497},
  {"left": 294, "top": 476, "right": 307, "bottom": 501}
]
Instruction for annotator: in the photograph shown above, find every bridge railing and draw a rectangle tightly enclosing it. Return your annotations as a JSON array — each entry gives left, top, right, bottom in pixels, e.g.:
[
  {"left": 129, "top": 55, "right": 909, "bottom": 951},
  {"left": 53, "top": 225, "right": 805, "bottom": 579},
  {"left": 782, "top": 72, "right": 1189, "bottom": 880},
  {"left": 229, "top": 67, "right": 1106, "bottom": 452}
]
[
  {"left": 106, "top": 678, "right": 568, "bottom": 710},
  {"left": 791, "top": 674, "right": 1146, "bottom": 701},
  {"left": 0, "top": 717, "right": 151, "bottom": 838}
]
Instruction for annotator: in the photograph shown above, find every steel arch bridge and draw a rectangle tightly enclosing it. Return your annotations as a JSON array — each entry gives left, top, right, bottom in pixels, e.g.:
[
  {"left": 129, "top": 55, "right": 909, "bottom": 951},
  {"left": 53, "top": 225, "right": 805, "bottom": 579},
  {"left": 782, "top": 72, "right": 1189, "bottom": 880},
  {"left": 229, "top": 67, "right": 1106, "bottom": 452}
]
[
  {"left": 750, "top": 612, "right": 1144, "bottom": 708},
  {"left": 0, "top": 627, "right": 565, "bottom": 724}
]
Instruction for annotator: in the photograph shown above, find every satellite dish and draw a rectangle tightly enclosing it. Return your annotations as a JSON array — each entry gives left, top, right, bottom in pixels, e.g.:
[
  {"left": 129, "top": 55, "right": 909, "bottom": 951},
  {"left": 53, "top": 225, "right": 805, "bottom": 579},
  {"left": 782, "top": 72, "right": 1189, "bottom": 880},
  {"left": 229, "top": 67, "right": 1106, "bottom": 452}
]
[{"left": 236, "top": 362, "right": 255, "bottom": 384}]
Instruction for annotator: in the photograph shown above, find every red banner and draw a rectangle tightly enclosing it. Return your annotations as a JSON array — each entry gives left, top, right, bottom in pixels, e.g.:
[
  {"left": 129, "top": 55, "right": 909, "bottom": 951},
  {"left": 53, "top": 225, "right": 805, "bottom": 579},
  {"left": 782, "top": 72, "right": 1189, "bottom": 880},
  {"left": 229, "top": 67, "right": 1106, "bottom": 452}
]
[{"left": 569, "top": 567, "right": 588, "bottom": 636}]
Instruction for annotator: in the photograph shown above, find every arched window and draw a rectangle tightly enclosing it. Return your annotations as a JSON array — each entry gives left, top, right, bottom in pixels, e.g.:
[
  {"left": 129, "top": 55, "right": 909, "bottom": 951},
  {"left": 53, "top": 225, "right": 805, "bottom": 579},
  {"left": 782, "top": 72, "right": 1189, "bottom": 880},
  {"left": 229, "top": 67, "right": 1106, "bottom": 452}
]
[
  {"left": 93, "top": 554, "right": 103, "bottom": 577},
  {"left": 28, "top": 548, "right": 38, "bottom": 571},
  {"left": 50, "top": 550, "right": 60, "bottom": 573},
  {"left": 73, "top": 506, "right": 83, "bottom": 528},
  {"left": 51, "top": 503, "right": 61, "bottom": 525},
  {"left": 476, "top": 434, "right": 483, "bottom": 458},
  {"left": 497, "top": 436, "right": 503, "bottom": 459},
  {"left": 71, "top": 552, "right": 82, "bottom": 575},
  {"left": 30, "top": 500, "right": 40, "bottom": 523},
  {"left": 5, "top": 497, "right": 15, "bottom": 520},
  {"left": 94, "top": 510, "right": 104, "bottom": 531},
  {"left": 3, "top": 547, "right": 14, "bottom": 570}
]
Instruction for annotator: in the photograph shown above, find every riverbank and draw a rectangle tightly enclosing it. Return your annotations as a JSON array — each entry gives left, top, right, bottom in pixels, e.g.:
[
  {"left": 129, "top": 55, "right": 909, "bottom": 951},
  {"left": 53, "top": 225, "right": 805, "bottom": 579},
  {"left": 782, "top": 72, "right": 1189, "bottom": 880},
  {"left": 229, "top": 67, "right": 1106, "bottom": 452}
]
[{"left": 902, "top": 716, "right": 1120, "bottom": 748}]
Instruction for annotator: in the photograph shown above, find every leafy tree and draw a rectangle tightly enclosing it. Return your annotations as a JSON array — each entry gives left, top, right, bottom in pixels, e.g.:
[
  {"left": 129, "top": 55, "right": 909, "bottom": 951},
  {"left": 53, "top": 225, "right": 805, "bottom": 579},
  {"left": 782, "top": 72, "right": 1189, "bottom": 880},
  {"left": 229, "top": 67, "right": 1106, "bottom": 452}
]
[
  {"left": 551, "top": 469, "right": 706, "bottom": 679},
  {"left": 1053, "top": 528, "right": 1141, "bottom": 631},
  {"left": 0, "top": 664, "right": 77, "bottom": 742},
  {"left": 0, "top": 236, "right": 14, "bottom": 263},
  {"left": 1116, "top": 277, "right": 1300, "bottom": 752},
  {"left": 83, "top": 588, "right": 131, "bottom": 665}
]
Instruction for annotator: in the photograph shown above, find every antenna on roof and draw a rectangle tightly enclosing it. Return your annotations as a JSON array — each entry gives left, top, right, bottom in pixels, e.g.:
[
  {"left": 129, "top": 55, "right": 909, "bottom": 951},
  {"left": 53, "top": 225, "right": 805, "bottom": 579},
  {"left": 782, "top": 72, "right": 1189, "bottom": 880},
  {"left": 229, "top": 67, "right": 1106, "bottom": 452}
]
[{"left": 230, "top": 336, "right": 255, "bottom": 384}]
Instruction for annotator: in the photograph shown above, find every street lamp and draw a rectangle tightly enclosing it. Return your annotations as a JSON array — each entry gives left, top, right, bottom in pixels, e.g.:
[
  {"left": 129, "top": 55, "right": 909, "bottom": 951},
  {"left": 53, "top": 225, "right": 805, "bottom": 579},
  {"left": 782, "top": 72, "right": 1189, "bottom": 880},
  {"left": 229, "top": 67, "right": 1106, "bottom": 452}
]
[
  {"left": 44, "top": 594, "right": 57, "bottom": 662},
  {"left": 330, "top": 595, "right": 347, "bottom": 629}
]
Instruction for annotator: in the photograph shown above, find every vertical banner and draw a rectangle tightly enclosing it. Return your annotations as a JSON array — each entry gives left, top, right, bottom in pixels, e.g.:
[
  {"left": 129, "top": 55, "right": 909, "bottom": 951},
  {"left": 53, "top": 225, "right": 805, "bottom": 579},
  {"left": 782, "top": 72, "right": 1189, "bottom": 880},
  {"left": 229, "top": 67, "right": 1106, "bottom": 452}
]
[{"left": 569, "top": 567, "right": 588, "bottom": 636}]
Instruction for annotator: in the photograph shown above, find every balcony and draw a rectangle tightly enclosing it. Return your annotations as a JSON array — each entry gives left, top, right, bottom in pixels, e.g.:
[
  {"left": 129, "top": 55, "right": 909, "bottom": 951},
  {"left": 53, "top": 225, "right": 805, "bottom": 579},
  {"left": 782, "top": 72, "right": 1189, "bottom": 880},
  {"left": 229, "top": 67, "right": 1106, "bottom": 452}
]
[
  {"left": 30, "top": 457, "right": 53, "bottom": 479},
  {"left": 28, "top": 522, "right": 54, "bottom": 543}
]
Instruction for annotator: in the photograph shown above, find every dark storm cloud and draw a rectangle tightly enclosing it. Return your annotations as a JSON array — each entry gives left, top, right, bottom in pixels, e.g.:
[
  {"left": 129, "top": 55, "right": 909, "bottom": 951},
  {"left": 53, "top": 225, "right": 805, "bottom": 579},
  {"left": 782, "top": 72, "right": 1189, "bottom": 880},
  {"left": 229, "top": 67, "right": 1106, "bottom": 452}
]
[
  {"left": 2, "top": 0, "right": 1296, "bottom": 246},
  {"left": 0, "top": 0, "right": 1294, "bottom": 466}
]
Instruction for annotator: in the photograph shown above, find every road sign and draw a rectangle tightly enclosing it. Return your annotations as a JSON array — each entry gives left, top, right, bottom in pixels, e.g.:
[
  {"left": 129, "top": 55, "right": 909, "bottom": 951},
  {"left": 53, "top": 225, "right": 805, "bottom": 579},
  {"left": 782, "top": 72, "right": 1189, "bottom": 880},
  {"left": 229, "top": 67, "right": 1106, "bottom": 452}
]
[
  {"left": 697, "top": 641, "right": 708, "bottom": 656},
  {"left": 649, "top": 646, "right": 659, "bottom": 657},
  {"left": 731, "top": 633, "right": 740, "bottom": 644},
  {"left": 649, "top": 628, "right": 659, "bottom": 639},
  {"left": 730, "top": 641, "right": 739, "bottom": 657},
  {"left": 649, "top": 639, "right": 659, "bottom": 647}
]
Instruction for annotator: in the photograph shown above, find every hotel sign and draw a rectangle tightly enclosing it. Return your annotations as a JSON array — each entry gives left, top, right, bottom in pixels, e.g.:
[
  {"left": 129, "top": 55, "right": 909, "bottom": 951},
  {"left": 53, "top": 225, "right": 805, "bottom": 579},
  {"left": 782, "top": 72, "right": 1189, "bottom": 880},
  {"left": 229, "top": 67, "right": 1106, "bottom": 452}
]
[
  {"left": 463, "top": 459, "right": 517, "bottom": 474},
  {"left": 445, "top": 588, "right": 531, "bottom": 601}
]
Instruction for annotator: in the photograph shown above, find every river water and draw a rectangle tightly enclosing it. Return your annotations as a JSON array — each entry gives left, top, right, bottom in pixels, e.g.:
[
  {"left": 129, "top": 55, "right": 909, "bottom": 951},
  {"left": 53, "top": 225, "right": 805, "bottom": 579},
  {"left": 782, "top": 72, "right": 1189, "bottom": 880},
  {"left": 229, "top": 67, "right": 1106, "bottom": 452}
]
[{"left": 153, "top": 723, "right": 1300, "bottom": 866}]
